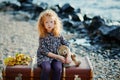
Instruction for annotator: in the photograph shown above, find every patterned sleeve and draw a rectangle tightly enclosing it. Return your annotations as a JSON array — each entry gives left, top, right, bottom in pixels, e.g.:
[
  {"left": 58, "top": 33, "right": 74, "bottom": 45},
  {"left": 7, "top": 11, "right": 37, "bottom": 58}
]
[
  {"left": 60, "top": 35, "right": 69, "bottom": 47},
  {"left": 37, "top": 38, "right": 49, "bottom": 56}
]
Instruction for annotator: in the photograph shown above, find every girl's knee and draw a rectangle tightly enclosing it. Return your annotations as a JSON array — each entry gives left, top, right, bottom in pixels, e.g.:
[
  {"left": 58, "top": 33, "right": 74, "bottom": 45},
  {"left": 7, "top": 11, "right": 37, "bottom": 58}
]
[
  {"left": 54, "top": 64, "right": 62, "bottom": 73},
  {"left": 43, "top": 65, "right": 51, "bottom": 72},
  {"left": 41, "top": 61, "right": 51, "bottom": 72}
]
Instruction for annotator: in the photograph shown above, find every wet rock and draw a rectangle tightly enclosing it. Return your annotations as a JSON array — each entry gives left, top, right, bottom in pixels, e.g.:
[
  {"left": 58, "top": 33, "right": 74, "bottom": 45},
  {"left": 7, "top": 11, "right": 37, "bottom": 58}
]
[
  {"left": 31, "top": 2, "right": 48, "bottom": 20},
  {"left": 83, "top": 20, "right": 91, "bottom": 29},
  {"left": 63, "top": 19, "right": 85, "bottom": 33},
  {"left": 75, "top": 23, "right": 87, "bottom": 33},
  {"left": 51, "top": 4, "right": 61, "bottom": 13},
  {"left": 62, "top": 19, "right": 73, "bottom": 32},
  {"left": 99, "top": 25, "right": 119, "bottom": 35},
  {"left": 99, "top": 25, "right": 120, "bottom": 41},
  {"left": 71, "top": 13, "right": 83, "bottom": 21},
  {"left": 20, "top": 3, "right": 35, "bottom": 12},
  {"left": 18, "top": 0, "right": 33, "bottom": 4},
  {"left": 12, "top": 11, "right": 31, "bottom": 21},
  {"left": 83, "top": 14, "right": 92, "bottom": 21},
  {"left": 61, "top": 3, "right": 74, "bottom": 13},
  {"left": 87, "top": 16, "right": 105, "bottom": 32},
  {"left": 0, "top": 1, "right": 20, "bottom": 11},
  {"left": 39, "top": 2, "right": 48, "bottom": 10},
  {"left": 74, "top": 8, "right": 81, "bottom": 13}
]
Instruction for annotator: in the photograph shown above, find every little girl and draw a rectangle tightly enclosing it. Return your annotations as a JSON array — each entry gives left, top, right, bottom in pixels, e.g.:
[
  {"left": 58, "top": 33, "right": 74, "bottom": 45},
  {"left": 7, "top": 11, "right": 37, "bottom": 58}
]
[{"left": 37, "top": 9, "right": 70, "bottom": 80}]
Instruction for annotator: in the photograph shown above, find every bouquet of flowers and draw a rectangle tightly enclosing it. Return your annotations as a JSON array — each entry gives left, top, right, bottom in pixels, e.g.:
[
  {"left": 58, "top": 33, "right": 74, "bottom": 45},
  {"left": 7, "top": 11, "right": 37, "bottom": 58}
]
[{"left": 4, "top": 53, "right": 32, "bottom": 66}]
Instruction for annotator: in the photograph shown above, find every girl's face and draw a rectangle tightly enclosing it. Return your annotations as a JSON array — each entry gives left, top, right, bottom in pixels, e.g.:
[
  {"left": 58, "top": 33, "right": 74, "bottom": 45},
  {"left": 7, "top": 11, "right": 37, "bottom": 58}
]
[{"left": 44, "top": 17, "right": 55, "bottom": 33}]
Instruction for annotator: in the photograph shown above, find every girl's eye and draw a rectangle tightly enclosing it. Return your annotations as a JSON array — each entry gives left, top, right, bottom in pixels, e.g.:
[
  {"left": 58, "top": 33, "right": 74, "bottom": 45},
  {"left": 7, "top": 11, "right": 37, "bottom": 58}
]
[{"left": 50, "top": 21, "right": 53, "bottom": 23}]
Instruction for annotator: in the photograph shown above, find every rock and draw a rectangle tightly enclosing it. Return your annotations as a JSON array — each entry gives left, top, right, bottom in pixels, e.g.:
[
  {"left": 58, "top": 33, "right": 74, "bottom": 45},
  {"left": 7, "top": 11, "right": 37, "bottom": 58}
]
[
  {"left": 61, "top": 3, "right": 74, "bottom": 13},
  {"left": 87, "top": 16, "right": 105, "bottom": 32},
  {"left": 51, "top": 4, "right": 61, "bottom": 13},
  {"left": 83, "top": 16, "right": 120, "bottom": 46},
  {"left": 12, "top": 11, "right": 31, "bottom": 21},
  {"left": 99, "top": 25, "right": 118, "bottom": 35},
  {"left": 83, "top": 20, "right": 91, "bottom": 29},
  {"left": 105, "top": 26, "right": 120, "bottom": 41},
  {"left": 31, "top": 2, "right": 48, "bottom": 20},
  {"left": 0, "top": 1, "right": 20, "bottom": 11},
  {"left": 20, "top": 3, "right": 35, "bottom": 12},
  {"left": 18, "top": 0, "right": 33, "bottom": 4},
  {"left": 76, "top": 23, "right": 87, "bottom": 33},
  {"left": 99, "top": 25, "right": 120, "bottom": 41},
  {"left": 62, "top": 19, "right": 73, "bottom": 32},
  {"left": 74, "top": 8, "right": 81, "bottom": 13},
  {"left": 71, "top": 13, "right": 83, "bottom": 21},
  {"left": 63, "top": 19, "right": 85, "bottom": 33},
  {"left": 39, "top": 2, "right": 48, "bottom": 10},
  {"left": 83, "top": 14, "right": 92, "bottom": 21}
]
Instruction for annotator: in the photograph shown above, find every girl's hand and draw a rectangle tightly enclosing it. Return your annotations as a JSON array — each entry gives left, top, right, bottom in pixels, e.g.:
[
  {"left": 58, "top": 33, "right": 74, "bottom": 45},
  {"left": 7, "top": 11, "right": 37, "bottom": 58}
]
[
  {"left": 65, "top": 56, "right": 72, "bottom": 64},
  {"left": 57, "top": 55, "right": 66, "bottom": 63}
]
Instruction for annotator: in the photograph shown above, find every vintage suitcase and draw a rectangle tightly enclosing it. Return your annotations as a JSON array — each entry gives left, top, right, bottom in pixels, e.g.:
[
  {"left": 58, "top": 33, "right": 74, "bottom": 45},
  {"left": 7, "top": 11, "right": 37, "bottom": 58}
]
[
  {"left": 2, "top": 65, "right": 41, "bottom": 80},
  {"left": 2, "top": 56, "right": 93, "bottom": 80},
  {"left": 62, "top": 56, "right": 93, "bottom": 80}
]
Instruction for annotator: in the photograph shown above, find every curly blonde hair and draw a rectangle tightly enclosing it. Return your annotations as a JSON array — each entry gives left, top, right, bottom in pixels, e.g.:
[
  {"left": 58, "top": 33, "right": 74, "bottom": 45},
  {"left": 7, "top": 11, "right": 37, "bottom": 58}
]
[{"left": 37, "top": 9, "right": 63, "bottom": 38}]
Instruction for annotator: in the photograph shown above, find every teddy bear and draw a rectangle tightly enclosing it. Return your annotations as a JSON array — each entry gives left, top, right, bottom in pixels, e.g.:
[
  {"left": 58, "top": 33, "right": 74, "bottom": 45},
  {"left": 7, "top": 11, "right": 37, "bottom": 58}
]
[{"left": 57, "top": 45, "right": 81, "bottom": 67}]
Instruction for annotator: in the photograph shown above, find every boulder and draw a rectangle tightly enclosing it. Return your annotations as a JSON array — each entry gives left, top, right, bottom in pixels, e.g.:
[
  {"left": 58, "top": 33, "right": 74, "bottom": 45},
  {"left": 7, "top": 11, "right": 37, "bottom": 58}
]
[
  {"left": 51, "top": 4, "right": 61, "bottom": 13},
  {"left": 39, "top": 2, "right": 48, "bottom": 10},
  {"left": 63, "top": 19, "right": 86, "bottom": 33},
  {"left": 71, "top": 13, "right": 83, "bottom": 21},
  {"left": 0, "top": 1, "right": 20, "bottom": 11},
  {"left": 13, "top": 11, "right": 31, "bottom": 21},
  {"left": 74, "top": 8, "right": 81, "bottom": 13},
  {"left": 20, "top": 3, "right": 35, "bottom": 12},
  {"left": 83, "top": 14, "right": 92, "bottom": 21},
  {"left": 30, "top": 2, "right": 48, "bottom": 20},
  {"left": 18, "top": 0, "right": 33, "bottom": 4},
  {"left": 87, "top": 16, "right": 105, "bottom": 32},
  {"left": 61, "top": 3, "right": 74, "bottom": 13},
  {"left": 99, "top": 25, "right": 120, "bottom": 41},
  {"left": 63, "top": 19, "right": 73, "bottom": 32}
]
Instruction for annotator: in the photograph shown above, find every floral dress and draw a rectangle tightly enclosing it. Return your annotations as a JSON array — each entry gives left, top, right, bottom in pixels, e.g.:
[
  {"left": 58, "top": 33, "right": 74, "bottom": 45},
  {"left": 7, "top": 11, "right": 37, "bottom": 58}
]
[{"left": 37, "top": 33, "right": 69, "bottom": 65}]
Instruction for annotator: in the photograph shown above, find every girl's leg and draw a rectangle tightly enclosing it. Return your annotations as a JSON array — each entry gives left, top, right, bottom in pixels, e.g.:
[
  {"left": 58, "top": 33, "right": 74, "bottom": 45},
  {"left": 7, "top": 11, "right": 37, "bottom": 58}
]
[
  {"left": 40, "top": 61, "right": 51, "bottom": 80},
  {"left": 51, "top": 60, "right": 62, "bottom": 80}
]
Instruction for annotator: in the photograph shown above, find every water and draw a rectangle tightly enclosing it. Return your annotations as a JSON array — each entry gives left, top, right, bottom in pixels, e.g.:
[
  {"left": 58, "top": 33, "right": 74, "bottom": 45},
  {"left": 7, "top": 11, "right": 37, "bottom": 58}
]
[
  {"left": 0, "top": 0, "right": 120, "bottom": 21},
  {"left": 32, "top": 0, "right": 120, "bottom": 21}
]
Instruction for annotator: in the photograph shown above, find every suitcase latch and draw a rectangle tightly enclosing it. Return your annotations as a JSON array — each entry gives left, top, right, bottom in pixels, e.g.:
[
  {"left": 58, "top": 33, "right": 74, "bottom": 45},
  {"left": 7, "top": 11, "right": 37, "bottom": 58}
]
[
  {"left": 74, "top": 75, "right": 81, "bottom": 80},
  {"left": 15, "top": 73, "right": 22, "bottom": 80}
]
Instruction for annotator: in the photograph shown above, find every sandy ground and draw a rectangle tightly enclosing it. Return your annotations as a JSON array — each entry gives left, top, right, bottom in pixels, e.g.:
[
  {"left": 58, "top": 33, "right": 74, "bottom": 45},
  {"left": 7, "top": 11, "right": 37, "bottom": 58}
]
[{"left": 0, "top": 12, "right": 38, "bottom": 55}]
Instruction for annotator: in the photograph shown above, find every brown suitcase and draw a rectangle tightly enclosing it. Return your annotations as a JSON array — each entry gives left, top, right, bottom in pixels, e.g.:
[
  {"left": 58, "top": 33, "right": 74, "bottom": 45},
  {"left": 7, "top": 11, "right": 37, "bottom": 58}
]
[
  {"left": 2, "top": 65, "right": 41, "bottom": 80},
  {"left": 2, "top": 56, "right": 93, "bottom": 80},
  {"left": 62, "top": 56, "right": 93, "bottom": 80}
]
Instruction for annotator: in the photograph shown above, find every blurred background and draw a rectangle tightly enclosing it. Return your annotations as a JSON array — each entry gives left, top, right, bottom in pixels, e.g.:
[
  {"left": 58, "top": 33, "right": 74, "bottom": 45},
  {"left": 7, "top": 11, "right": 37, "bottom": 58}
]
[{"left": 0, "top": 0, "right": 120, "bottom": 21}]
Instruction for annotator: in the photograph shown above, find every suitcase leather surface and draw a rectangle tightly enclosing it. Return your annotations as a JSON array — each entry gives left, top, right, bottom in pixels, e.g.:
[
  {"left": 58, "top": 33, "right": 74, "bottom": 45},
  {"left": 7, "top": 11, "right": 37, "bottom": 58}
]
[
  {"left": 2, "top": 65, "right": 41, "bottom": 80},
  {"left": 62, "top": 56, "right": 93, "bottom": 80},
  {"left": 2, "top": 56, "right": 93, "bottom": 80}
]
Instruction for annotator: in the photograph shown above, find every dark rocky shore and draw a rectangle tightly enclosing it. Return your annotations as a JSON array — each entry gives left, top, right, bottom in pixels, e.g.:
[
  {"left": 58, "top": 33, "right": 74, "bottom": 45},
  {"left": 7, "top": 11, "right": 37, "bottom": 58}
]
[{"left": 0, "top": 0, "right": 120, "bottom": 80}]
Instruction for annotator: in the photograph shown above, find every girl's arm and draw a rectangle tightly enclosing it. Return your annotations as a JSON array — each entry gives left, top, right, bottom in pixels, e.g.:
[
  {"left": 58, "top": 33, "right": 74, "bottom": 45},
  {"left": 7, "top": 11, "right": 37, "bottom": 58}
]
[
  {"left": 47, "top": 52, "right": 66, "bottom": 63},
  {"left": 60, "top": 35, "right": 69, "bottom": 46},
  {"left": 37, "top": 38, "right": 50, "bottom": 56}
]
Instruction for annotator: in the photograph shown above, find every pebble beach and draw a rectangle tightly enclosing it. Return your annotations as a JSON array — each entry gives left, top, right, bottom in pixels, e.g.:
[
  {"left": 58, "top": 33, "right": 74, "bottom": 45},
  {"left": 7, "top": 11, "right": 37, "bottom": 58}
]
[{"left": 0, "top": 12, "right": 120, "bottom": 80}]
